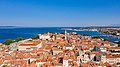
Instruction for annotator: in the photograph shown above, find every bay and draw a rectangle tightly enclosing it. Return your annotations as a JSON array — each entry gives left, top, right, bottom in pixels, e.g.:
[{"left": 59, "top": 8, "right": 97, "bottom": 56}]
[{"left": 0, "top": 27, "right": 119, "bottom": 42}]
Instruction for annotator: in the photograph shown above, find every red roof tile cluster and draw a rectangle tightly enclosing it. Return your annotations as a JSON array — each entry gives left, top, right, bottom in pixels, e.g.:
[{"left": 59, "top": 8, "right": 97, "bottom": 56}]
[{"left": 0, "top": 32, "right": 119, "bottom": 67}]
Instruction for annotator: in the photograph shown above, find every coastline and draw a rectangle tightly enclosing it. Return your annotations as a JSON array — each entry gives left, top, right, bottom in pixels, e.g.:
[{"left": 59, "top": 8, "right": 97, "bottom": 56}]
[{"left": 0, "top": 27, "right": 120, "bottom": 43}]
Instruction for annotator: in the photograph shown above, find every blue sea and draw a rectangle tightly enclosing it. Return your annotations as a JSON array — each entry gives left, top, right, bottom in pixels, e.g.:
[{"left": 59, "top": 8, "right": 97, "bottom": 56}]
[{"left": 0, "top": 27, "right": 119, "bottom": 42}]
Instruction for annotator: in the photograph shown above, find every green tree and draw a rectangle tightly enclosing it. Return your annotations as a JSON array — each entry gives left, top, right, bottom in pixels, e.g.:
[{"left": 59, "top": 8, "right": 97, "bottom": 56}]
[
  {"left": 2, "top": 65, "right": 7, "bottom": 67},
  {"left": 3, "top": 39, "right": 14, "bottom": 45},
  {"left": 31, "top": 35, "right": 39, "bottom": 39},
  {"left": 118, "top": 44, "right": 120, "bottom": 47},
  {"left": 81, "top": 34, "right": 88, "bottom": 36},
  {"left": 44, "top": 32, "right": 48, "bottom": 34},
  {"left": 91, "top": 50, "right": 96, "bottom": 52},
  {"left": 92, "top": 36, "right": 101, "bottom": 39},
  {"left": 15, "top": 37, "right": 25, "bottom": 42},
  {"left": 104, "top": 38, "right": 109, "bottom": 41},
  {"left": 61, "top": 32, "right": 65, "bottom": 34}
]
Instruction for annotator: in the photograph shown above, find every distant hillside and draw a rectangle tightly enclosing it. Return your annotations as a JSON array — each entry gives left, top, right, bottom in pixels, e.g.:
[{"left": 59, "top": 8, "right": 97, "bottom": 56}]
[
  {"left": 0, "top": 26, "right": 17, "bottom": 29},
  {"left": 110, "top": 24, "right": 120, "bottom": 27}
]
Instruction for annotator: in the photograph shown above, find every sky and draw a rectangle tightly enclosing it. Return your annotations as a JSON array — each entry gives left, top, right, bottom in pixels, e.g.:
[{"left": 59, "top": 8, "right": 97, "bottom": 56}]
[{"left": 0, "top": 0, "right": 120, "bottom": 27}]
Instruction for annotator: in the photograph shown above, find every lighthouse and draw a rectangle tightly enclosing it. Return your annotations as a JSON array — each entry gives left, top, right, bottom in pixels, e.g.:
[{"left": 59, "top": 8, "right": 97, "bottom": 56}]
[{"left": 65, "top": 30, "right": 67, "bottom": 40}]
